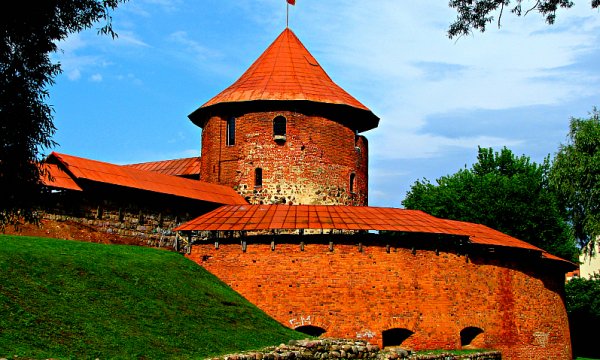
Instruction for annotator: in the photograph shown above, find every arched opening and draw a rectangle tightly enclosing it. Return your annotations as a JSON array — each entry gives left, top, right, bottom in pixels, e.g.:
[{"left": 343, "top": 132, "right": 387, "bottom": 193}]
[
  {"left": 349, "top": 173, "right": 356, "bottom": 193},
  {"left": 382, "top": 328, "right": 414, "bottom": 348},
  {"left": 273, "top": 115, "right": 287, "bottom": 141},
  {"left": 460, "top": 327, "right": 484, "bottom": 347},
  {"left": 254, "top": 168, "right": 263, "bottom": 188},
  {"left": 295, "top": 325, "right": 326, "bottom": 337},
  {"left": 226, "top": 117, "right": 236, "bottom": 146}
]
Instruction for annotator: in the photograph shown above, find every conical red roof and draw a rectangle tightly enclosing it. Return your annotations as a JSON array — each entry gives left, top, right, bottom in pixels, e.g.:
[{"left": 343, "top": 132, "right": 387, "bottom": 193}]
[{"left": 189, "top": 28, "right": 378, "bottom": 132}]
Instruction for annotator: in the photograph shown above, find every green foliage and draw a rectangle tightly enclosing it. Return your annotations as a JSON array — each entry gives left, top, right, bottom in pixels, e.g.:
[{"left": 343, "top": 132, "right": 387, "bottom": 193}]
[
  {"left": 448, "top": 0, "right": 599, "bottom": 38},
  {"left": 402, "top": 146, "right": 578, "bottom": 261},
  {"left": 566, "top": 273, "right": 600, "bottom": 358},
  {"left": 0, "top": 235, "right": 305, "bottom": 359},
  {"left": 0, "top": 1, "right": 126, "bottom": 228},
  {"left": 550, "top": 109, "right": 600, "bottom": 249}
]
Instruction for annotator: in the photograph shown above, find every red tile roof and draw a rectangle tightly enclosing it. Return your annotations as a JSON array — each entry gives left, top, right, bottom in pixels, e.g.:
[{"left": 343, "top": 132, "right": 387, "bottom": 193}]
[
  {"left": 439, "top": 219, "right": 541, "bottom": 252},
  {"left": 125, "top": 157, "right": 200, "bottom": 177},
  {"left": 175, "top": 204, "right": 571, "bottom": 264},
  {"left": 47, "top": 152, "right": 246, "bottom": 206},
  {"left": 41, "top": 163, "right": 83, "bottom": 191},
  {"left": 189, "top": 28, "right": 379, "bottom": 132}
]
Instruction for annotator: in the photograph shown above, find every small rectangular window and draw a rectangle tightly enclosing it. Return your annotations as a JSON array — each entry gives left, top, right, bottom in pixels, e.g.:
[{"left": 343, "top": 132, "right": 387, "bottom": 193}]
[
  {"left": 226, "top": 117, "right": 236, "bottom": 146},
  {"left": 255, "top": 168, "right": 263, "bottom": 187}
]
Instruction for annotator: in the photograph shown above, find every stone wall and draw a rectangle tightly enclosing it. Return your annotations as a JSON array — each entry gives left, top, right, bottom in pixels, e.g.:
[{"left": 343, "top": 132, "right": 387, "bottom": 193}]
[
  {"left": 209, "top": 338, "right": 502, "bottom": 360},
  {"left": 38, "top": 186, "right": 214, "bottom": 248},
  {"left": 199, "top": 110, "right": 368, "bottom": 206},
  {"left": 187, "top": 235, "right": 571, "bottom": 360}
]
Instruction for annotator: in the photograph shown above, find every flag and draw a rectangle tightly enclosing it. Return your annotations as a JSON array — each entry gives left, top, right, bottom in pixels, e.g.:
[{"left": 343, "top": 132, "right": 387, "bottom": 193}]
[{"left": 287, "top": 0, "right": 295, "bottom": 5}]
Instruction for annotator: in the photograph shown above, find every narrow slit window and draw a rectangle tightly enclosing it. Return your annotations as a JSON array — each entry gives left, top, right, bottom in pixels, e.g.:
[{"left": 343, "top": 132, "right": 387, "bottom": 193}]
[
  {"left": 226, "top": 117, "right": 236, "bottom": 146},
  {"left": 350, "top": 173, "right": 356, "bottom": 193},
  {"left": 255, "top": 168, "right": 263, "bottom": 187},
  {"left": 273, "top": 116, "right": 287, "bottom": 141}
]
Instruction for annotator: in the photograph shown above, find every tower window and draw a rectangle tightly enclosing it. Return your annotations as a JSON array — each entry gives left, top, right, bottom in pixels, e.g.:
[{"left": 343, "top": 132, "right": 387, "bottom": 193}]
[
  {"left": 350, "top": 173, "right": 356, "bottom": 193},
  {"left": 255, "top": 168, "right": 263, "bottom": 188},
  {"left": 226, "top": 117, "right": 236, "bottom": 146},
  {"left": 273, "top": 116, "right": 287, "bottom": 141}
]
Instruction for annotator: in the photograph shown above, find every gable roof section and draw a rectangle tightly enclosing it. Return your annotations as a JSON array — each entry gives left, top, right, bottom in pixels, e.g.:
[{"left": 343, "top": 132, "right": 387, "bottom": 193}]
[
  {"left": 41, "top": 163, "right": 83, "bottom": 191},
  {"left": 189, "top": 28, "right": 379, "bottom": 132},
  {"left": 175, "top": 204, "right": 572, "bottom": 266},
  {"left": 125, "top": 157, "right": 200, "bottom": 177},
  {"left": 47, "top": 152, "right": 246, "bottom": 206}
]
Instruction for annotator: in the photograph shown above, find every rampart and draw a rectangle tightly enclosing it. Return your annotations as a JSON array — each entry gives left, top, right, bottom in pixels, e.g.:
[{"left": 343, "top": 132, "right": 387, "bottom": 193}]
[
  {"left": 33, "top": 186, "right": 214, "bottom": 247},
  {"left": 188, "top": 234, "right": 571, "bottom": 360}
]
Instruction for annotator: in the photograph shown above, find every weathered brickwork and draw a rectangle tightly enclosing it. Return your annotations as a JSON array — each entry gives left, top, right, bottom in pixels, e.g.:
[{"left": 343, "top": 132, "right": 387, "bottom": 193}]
[
  {"left": 188, "top": 237, "right": 571, "bottom": 360},
  {"left": 38, "top": 187, "right": 214, "bottom": 247},
  {"left": 200, "top": 110, "right": 368, "bottom": 206}
]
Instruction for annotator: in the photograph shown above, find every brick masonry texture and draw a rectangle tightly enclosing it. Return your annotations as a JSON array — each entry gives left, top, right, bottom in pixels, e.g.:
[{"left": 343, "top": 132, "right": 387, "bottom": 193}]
[
  {"left": 200, "top": 110, "right": 368, "bottom": 206},
  {"left": 188, "top": 237, "right": 571, "bottom": 360},
  {"left": 36, "top": 186, "right": 216, "bottom": 247}
]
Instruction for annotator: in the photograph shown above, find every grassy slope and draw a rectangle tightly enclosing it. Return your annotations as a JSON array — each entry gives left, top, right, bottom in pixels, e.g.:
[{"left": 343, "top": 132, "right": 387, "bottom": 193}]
[{"left": 0, "top": 235, "right": 305, "bottom": 359}]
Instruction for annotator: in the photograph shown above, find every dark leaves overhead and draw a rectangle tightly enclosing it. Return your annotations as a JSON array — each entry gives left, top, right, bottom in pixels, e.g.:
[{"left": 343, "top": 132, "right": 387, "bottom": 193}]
[
  {"left": 0, "top": 1, "right": 126, "bottom": 228},
  {"left": 447, "top": 0, "right": 595, "bottom": 38}
]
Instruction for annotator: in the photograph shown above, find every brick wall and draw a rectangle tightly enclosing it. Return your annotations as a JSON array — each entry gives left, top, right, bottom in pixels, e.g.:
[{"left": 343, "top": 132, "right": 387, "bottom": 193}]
[
  {"left": 200, "top": 110, "right": 368, "bottom": 206},
  {"left": 187, "top": 235, "right": 571, "bottom": 360}
]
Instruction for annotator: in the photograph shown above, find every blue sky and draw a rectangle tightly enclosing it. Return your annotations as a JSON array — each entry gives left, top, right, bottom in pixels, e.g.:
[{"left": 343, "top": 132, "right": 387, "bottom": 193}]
[{"left": 50, "top": 0, "right": 600, "bottom": 208}]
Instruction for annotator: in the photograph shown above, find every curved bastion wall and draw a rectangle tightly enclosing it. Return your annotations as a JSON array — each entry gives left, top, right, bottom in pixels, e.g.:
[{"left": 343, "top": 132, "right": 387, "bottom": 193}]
[{"left": 187, "top": 235, "right": 571, "bottom": 360}]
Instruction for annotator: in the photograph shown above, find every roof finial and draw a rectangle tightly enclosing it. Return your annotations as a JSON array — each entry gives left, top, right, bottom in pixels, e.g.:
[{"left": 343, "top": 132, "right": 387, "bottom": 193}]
[{"left": 286, "top": 0, "right": 295, "bottom": 28}]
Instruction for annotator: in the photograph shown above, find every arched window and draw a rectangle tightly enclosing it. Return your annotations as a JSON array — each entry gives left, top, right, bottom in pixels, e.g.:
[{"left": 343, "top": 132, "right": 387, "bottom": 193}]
[
  {"left": 382, "top": 328, "right": 414, "bottom": 348},
  {"left": 349, "top": 173, "right": 356, "bottom": 193},
  {"left": 460, "top": 327, "right": 484, "bottom": 347},
  {"left": 273, "top": 116, "right": 287, "bottom": 141},
  {"left": 254, "top": 168, "right": 263, "bottom": 188},
  {"left": 226, "top": 117, "right": 236, "bottom": 146},
  {"left": 295, "top": 325, "right": 326, "bottom": 337}
]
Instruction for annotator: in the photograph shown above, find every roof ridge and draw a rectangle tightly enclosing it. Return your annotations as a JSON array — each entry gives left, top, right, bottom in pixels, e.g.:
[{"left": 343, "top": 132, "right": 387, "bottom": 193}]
[{"left": 188, "top": 28, "right": 379, "bottom": 132}]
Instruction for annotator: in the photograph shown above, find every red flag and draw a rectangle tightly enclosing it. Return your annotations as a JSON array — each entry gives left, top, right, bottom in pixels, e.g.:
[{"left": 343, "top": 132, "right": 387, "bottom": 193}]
[{"left": 287, "top": 0, "right": 295, "bottom": 5}]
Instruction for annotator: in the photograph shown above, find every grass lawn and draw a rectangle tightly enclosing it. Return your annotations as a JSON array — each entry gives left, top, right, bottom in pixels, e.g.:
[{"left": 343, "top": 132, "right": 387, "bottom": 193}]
[{"left": 0, "top": 235, "right": 305, "bottom": 359}]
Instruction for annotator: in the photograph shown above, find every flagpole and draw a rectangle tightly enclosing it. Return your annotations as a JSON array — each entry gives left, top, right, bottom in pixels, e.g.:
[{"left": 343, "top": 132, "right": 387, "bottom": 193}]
[{"left": 286, "top": 2, "right": 289, "bottom": 28}]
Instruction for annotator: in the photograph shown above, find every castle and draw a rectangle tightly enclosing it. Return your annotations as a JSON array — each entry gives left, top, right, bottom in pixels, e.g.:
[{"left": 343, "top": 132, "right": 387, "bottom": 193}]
[{"left": 37, "top": 28, "right": 574, "bottom": 360}]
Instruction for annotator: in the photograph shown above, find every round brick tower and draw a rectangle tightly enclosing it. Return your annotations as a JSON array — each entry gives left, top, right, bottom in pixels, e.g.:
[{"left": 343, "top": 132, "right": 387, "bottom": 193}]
[{"left": 188, "top": 29, "right": 379, "bottom": 206}]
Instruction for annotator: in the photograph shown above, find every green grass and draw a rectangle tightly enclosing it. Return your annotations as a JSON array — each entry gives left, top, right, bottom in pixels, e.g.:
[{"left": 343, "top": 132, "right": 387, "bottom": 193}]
[
  {"left": 0, "top": 235, "right": 306, "bottom": 359},
  {"left": 414, "top": 349, "right": 491, "bottom": 355}
]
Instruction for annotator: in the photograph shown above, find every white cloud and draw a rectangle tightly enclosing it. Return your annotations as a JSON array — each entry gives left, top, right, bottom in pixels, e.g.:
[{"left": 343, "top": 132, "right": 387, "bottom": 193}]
[
  {"left": 288, "top": 1, "right": 600, "bottom": 161},
  {"left": 90, "top": 74, "right": 103, "bottom": 82},
  {"left": 114, "top": 31, "right": 149, "bottom": 47},
  {"left": 168, "top": 31, "right": 220, "bottom": 61},
  {"left": 66, "top": 69, "right": 81, "bottom": 81}
]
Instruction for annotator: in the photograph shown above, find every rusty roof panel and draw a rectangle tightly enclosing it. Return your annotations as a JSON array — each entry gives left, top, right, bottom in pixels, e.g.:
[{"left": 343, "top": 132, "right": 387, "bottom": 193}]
[
  {"left": 41, "top": 163, "right": 83, "bottom": 191},
  {"left": 191, "top": 29, "right": 378, "bottom": 131},
  {"left": 174, "top": 205, "right": 564, "bottom": 261},
  {"left": 126, "top": 157, "right": 201, "bottom": 177},
  {"left": 48, "top": 152, "right": 246, "bottom": 206}
]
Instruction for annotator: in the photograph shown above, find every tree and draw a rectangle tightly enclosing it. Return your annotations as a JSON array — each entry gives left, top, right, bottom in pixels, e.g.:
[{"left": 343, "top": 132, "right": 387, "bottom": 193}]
[
  {"left": 550, "top": 109, "right": 600, "bottom": 249},
  {"left": 402, "top": 146, "right": 578, "bottom": 262},
  {"left": 448, "top": 0, "right": 600, "bottom": 38},
  {"left": 0, "top": 1, "right": 126, "bottom": 229},
  {"left": 565, "top": 273, "right": 600, "bottom": 358}
]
